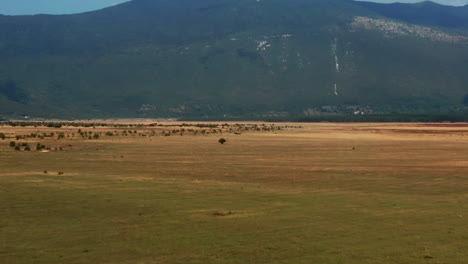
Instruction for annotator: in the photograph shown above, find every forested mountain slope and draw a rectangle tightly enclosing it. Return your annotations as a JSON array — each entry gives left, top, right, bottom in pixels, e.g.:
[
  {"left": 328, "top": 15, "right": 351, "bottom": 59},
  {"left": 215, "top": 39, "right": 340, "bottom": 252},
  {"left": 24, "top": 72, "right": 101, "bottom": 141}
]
[{"left": 1, "top": 0, "right": 468, "bottom": 118}]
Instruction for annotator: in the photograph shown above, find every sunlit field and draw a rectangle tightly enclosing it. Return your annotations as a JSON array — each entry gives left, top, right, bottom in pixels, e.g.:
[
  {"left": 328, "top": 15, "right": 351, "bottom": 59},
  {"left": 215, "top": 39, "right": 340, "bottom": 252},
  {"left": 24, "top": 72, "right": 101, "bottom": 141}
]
[{"left": 1, "top": 122, "right": 468, "bottom": 263}]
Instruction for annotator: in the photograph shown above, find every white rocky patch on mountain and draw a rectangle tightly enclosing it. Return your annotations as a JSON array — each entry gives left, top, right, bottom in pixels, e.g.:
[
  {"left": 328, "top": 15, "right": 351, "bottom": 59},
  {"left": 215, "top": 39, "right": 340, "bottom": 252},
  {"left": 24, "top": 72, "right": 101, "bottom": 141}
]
[
  {"left": 351, "top": 16, "right": 468, "bottom": 43},
  {"left": 257, "top": 40, "right": 271, "bottom": 51},
  {"left": 331, "top": 38, "right": 340, "bottom": 72}
]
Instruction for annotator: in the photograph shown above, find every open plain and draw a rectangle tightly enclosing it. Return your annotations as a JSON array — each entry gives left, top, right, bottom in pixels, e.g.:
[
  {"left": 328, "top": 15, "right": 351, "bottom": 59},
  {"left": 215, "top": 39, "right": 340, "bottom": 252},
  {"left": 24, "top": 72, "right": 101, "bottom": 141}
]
[{"left": 1, "top": 122, "right": 468, "bottom": 263}]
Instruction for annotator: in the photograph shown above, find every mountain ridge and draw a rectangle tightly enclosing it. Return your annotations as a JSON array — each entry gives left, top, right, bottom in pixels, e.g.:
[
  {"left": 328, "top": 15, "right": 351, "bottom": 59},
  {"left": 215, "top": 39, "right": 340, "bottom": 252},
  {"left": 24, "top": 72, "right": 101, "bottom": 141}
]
[{"left": 1, "top": 0, "right": 468, "bottom": 119}]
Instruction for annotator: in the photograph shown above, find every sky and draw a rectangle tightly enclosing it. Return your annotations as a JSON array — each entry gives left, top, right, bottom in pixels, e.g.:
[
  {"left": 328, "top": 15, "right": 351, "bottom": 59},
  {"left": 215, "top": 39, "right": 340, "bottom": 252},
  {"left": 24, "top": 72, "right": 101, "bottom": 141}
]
[
  {"left": 359, "top": 0, "right": 468, "bottom": 5},
  {"left": 0, "top": 0, "right": 467, "bottom": 15},
  {"left": 0, "top": 0, "right": 130, "bottom": 15}
]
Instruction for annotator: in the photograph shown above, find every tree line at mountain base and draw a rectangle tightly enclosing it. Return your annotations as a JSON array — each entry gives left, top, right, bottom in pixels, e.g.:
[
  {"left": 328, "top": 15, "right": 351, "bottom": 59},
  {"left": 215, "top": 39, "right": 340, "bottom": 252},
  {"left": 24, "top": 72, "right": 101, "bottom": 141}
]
[{"left": 181, "top": 114, "right": 468, "bottom": 123}]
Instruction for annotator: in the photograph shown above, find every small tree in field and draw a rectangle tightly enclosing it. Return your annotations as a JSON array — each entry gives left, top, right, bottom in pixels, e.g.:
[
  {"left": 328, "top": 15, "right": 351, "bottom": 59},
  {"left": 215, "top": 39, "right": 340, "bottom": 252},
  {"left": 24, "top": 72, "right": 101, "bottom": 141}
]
[
  {"left": 57, "top": 132, "right": 65, "bottom": 139},
  {"left": 218, "top": 138, "right": 227, "bottom": 144},
  {"left": 0, "top": 133, "right": 5, "bottom": 140}
]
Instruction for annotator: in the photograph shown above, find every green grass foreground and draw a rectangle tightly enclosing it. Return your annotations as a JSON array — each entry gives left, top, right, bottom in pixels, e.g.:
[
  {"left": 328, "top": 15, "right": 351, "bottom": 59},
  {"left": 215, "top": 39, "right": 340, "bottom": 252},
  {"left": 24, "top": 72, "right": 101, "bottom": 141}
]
[{"left": 1, "top": 123, "right": 468, "bottom": 263}]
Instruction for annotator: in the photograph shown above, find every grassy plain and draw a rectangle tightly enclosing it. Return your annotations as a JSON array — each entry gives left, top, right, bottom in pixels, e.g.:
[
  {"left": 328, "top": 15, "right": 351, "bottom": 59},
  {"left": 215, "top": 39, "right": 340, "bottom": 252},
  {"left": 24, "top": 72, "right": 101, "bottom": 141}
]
[{"left": 1, "top": 122, "right": 468, "bottom": 263}]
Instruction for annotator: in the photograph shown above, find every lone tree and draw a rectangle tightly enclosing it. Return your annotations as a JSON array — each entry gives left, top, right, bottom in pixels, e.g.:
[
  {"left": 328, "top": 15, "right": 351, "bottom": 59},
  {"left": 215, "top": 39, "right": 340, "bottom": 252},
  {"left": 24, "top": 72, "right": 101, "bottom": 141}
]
[{"left": 218, "top": 138, "right": 227, "bottom": 144}]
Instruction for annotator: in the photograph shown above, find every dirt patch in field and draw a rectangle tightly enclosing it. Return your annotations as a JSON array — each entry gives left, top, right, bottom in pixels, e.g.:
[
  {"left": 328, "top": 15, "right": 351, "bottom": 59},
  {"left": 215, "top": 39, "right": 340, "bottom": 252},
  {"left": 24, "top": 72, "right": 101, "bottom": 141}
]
[
  {"left": 335, "top": 127, "right": 468, "bottom": 134},
  {"left": 413, "top": 123, "right": 468, "bottom": 128},
  {"left": 190, "top": 209, "right": 264, "bottom": 219},
  {"left": 387, "top": 129, "right": 468, "bottom": 134}
]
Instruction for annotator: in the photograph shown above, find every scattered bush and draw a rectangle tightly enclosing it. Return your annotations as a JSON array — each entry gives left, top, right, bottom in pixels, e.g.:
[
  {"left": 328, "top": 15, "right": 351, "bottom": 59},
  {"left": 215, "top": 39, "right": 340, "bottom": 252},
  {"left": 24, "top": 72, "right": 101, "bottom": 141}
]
[
  {"left": 57, "top": 132, "right": 65, "bottom": 139},
  {"left": 0, "top": 133, "right": 5, "bottom": 140},
  {"left": 218, "top": 138, "right": 227, "bottom": 144},
  {"left": 47, "top": 123, "right": 62, "bottom": 128},
  {"left": 24, "top": 146, "right": 31, "bottom": 151},
  {"left": 9, "top": 141, "right": 15, "bottom": 147}
]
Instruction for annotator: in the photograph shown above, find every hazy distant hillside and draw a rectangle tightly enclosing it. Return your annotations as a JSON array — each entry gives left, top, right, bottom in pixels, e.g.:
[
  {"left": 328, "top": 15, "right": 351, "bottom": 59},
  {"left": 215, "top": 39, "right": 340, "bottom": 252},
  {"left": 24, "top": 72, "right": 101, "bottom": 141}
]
[
  {"left": 355, "top": 1, "right": 468, "bottom": 29},
  {"left": 1, "top": 0, "right": 468, "bottom": 119}
]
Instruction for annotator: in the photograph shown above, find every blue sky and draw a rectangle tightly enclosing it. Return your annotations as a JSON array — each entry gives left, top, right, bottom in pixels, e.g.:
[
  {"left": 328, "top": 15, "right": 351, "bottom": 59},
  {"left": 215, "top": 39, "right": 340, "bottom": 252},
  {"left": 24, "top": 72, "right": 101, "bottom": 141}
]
[
  {"left": 358, "top": 0, "right": 468, "bottom": 5},
  {"left": 0, "top": 0, "right": 467, "bottom": 15},
  {"left": 0, "top": 0, "right": 130, "bottom": 15}
]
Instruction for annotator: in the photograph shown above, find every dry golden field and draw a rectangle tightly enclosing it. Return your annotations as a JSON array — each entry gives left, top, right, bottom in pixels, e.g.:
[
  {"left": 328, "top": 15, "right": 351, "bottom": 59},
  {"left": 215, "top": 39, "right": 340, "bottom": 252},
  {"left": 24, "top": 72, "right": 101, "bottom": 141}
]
[{"left": 1, "top": 122, "right": 468, "bottom": 263}]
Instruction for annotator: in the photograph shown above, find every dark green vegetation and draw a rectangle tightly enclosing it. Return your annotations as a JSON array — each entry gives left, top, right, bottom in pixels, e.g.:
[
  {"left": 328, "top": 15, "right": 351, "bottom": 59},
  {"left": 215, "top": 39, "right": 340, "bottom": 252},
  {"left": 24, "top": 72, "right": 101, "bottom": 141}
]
[
  {"left": 0, "top": 80, "right": 28, "bottom": 104},
  {"left": 2, "top": 123, "right": 468, "bottom": 263},
  {"left": 1, "top": 0, "right": 468, "bottom": 118}
]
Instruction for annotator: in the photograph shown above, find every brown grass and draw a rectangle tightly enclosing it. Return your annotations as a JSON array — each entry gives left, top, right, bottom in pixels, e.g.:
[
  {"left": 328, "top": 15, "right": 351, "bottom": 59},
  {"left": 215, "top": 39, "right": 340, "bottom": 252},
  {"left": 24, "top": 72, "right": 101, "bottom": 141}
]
[{"left": 2, "top": 122, "right": 468, "bottom": 263}]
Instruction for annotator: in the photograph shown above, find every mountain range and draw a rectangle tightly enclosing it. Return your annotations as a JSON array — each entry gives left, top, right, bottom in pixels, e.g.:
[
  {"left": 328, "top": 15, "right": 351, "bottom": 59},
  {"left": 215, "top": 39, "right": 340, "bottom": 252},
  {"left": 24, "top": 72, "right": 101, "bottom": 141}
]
[{"left": 1, "top": 0, "right": 468, "bottom": 119}]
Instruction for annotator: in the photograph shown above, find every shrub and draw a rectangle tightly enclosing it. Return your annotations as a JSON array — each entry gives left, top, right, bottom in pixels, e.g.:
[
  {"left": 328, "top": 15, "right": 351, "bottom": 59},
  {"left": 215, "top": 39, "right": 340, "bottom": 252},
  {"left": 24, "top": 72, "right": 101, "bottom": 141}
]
[
  {"left": 9, "top": 141, "right": 15, "bottom": 147},
  {"left": 0, "top": 133, "right": 5, "bottom": 140},
  {"left": 218, "top": 138, "right": 227, "bottom": 144},
  {"left": 47, "top": 123, "right": 62, "bottom": 128},
  {"left": 24, "top": 146, "right": 31, "bottom": 151},
  {"left": 14, "top": 146, "right": 20, "bottom": 151}
]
